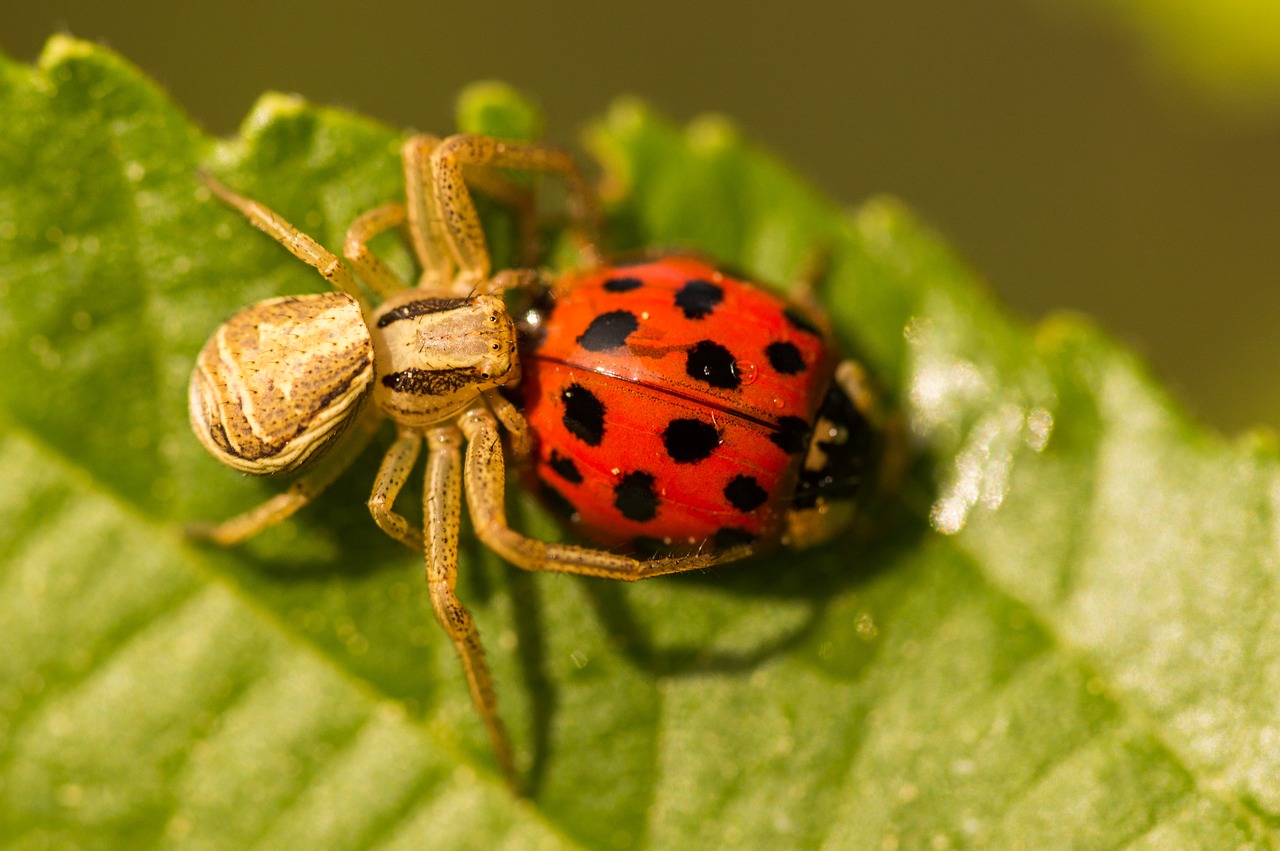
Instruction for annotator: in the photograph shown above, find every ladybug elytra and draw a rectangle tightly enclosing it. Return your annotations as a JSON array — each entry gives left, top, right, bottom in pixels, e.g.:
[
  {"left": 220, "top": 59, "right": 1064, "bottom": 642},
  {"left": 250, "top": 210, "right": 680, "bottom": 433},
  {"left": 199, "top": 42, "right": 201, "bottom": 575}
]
[{"left": 519, "top": 255, "right": 884, "bottom": 557}]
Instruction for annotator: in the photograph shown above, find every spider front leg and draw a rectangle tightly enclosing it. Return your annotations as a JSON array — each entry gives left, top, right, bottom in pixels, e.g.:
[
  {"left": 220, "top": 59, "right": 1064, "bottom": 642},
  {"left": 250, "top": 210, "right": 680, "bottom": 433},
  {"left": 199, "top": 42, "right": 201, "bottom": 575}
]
[
  {"left": 458, "top": 404, "right": 754, "bottom": 581},
  {"left": 401, "top": 134, "right": 459, "bottom": 289},
  {"left": 429, "top": 134, "right": 603, "bottom": 288},
  {"left": 199, "top": 174, "right": 369, "bottom": 310},
  {"left": 483, "top": 389, "right": 532, "bottom": 461},
  {"left": 421, "top": 424, "right": 519, "bottom": 791},
  {"left": 344, "top": 202, "right": 410, "bottom": 299}
]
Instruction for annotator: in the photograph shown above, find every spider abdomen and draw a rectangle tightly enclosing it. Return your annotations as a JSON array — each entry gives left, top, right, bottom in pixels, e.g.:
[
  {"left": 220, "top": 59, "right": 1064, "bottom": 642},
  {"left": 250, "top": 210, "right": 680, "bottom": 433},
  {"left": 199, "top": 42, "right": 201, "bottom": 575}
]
[{"left": 188, "top": 291, "right": 374, "bottom": 475}]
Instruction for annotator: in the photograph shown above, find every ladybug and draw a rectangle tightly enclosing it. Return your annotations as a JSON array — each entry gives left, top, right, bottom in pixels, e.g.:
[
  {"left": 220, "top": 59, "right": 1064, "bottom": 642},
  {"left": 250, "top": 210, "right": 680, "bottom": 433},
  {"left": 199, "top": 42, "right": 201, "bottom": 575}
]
[{"left": 518, "top": 255, "right": 885, "bottom": 559}]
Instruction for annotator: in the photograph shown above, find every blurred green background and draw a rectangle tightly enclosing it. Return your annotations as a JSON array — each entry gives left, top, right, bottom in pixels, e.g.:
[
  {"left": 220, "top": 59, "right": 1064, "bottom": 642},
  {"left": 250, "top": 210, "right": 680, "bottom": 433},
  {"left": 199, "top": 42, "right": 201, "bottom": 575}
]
[{"left": 6, "top": 0, "right": 1280, "bottom": 432}]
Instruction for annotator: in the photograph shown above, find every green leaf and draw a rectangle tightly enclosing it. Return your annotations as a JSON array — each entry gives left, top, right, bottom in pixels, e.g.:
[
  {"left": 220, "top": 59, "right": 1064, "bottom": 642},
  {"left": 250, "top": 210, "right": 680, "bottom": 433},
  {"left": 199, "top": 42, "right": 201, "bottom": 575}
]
[
  {"left": 0, "top": 35, "right": 1275, "bottom": 849},
  {"left": 1068, "top": 0, "right": 1280, "bottom": 111}
]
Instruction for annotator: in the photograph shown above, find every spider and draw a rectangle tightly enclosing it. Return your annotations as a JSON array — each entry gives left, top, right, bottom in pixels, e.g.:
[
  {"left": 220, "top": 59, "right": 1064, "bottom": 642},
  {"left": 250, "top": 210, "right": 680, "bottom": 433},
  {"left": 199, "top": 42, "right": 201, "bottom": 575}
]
[{"left": 187, "top": 134, "right": 748, "bottom": 791}]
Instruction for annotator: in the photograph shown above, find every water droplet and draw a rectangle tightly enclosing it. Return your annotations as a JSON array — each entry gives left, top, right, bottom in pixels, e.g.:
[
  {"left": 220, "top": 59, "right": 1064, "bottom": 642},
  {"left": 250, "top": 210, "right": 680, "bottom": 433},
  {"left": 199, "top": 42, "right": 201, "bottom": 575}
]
[{"left": 738, "top": 361, "right": 758, "bottom": 384}]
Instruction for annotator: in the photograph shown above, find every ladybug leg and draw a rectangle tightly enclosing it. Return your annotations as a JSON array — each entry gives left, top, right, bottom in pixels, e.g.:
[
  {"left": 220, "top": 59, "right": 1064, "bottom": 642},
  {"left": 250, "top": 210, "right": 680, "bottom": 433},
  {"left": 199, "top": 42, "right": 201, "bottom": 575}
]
[
  {"left": 422, "top": 424, "right": 520, "bottom": 791},
  {"left": 366, "top": 427, "right": 425, "bottom": 551},
  {"left": 835, "top": 359, "right": 880, "bottom": 424},
  {"left": 186, "top": 405, "right": 383, "bottom": 545},
  {"left": 199, "top": 173, "right": 369, "bottom": 310},
  {"left": 428, "top": 134, "right": 603, "bottom": 289},
  {"left": 459, "top": 405, "right": 754, "bottom": 580},
  {"left": 837, "top": 359, "right": 909, "bottom": 499},
  {"left": 343, "top": 202, "right": 410, "bottom": 299}
]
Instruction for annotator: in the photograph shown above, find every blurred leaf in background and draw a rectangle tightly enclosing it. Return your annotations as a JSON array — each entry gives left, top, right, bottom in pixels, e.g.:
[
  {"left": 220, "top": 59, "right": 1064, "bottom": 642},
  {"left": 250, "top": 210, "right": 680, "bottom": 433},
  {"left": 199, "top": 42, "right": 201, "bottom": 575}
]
[
  {"left": 6, "top": 1, "right": 1280, "bottom": 436},
  {"left": 1070, "top": 0, "right": 1280, "bottom": 111},
  {"left": 4, "top": 35, "right": 1280, "bottom": 850}
]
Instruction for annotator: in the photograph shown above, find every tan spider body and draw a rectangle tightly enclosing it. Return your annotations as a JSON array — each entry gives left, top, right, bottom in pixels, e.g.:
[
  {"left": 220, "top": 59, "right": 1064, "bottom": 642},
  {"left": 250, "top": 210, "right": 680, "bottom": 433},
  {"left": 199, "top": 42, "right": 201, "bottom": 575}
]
[
  {"left": 188, "top": 134, "right": 748, "bottom": 791},
  {"left": 189, "top": 291, "right": 373, "bottom": 475}
]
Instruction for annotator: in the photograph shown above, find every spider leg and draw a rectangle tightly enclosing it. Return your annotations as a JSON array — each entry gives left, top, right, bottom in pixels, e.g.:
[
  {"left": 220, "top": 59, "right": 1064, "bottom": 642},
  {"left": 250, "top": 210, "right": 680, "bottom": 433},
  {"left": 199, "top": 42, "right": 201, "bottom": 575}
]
[
  {"left": 186, "top": 405, "right": 382, "bottom": 546},
  {"left": 458, "top": 404, "right": 754, "bottom": 580},
  {"left": 344, "top": 202, "right": 410, "bottom": 300},
  {"left": 367, "top": 427, "right": 424, "bottom": 551},
  {"left": 200, "top": 173, "right": 368, "bottom": 308},
  {"left": 422, "top": 424, "right": 519, "bottom": 791},
  {"left": 482, "top": 390, "right": 532, "bottom": 462},
  {"left": 401, "top": 134, "right": 457, "bottom": 290},
  {"left": 429, "top": 134, "right": 602, "bottom": 289}
]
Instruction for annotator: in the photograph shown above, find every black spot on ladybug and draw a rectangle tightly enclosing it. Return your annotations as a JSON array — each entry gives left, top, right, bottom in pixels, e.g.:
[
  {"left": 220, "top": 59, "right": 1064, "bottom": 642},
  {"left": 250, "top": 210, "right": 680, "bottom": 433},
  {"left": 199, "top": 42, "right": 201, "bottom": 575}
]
[
  {"left": 577, "top": 310, "right": 639, "bottom": 352},
  {"left": 663, "top": 418, "right": 720, "bottom": 463},
  {"left": 784, "top": 306, "right": 821, "bottom": 335},
  {"left": 686, "top": 340, "right": 740, "bottom": 389},
  {"left": 723, "top": 475, "right": 769, "bottom": 512},
  {"left": 548, "top": 449, "right": 583, "bottom": 484},
  {"left": 561, "top": 383, "right": 606, "bottom": 446},
  {"left": 614, "top": 471, "right": 659, "bottom": 522},
  {"left": 603, "top": 276, "right": 643, "bottom": 292},
  {"left": 769, "top": 415, "right": 811, "bottom": 454},
  {"left": 765, "top": 341, "right": 806, "bottom": 375},
  {"left": 539, "top": 481, "right": 578, "bottom": 520},
  {"left": 714, "top": 527, "right": 756, "bottom": 549},
  {"left": 675, "top": 279, "right": 724, "bottom": 319}
]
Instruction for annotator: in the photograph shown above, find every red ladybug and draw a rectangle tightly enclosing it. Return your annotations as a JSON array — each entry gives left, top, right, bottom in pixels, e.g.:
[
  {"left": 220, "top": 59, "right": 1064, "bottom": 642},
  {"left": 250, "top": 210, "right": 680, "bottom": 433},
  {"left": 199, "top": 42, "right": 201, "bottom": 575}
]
[{"left": 519, "top": 255, "right": 885, "bottom": 557}]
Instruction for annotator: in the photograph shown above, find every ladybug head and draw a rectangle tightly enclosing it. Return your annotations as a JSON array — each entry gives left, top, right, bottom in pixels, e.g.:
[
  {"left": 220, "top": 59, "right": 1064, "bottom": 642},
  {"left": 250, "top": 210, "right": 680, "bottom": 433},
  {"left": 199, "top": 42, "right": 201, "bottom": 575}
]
[
  {"left": 507, "top": 274, "right": 558, "bottom": 357},
  {"left": 784, "top": 379, "right": 878, "bottom": 549}
]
